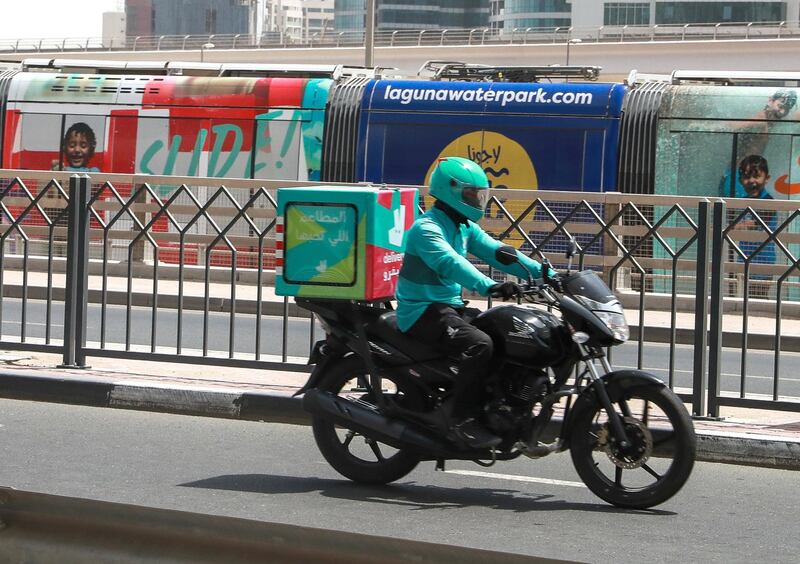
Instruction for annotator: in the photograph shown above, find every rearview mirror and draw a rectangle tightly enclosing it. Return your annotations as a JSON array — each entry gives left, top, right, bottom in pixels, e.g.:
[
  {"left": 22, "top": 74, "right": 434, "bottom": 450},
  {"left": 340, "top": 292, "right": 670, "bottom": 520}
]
[
  {"left": 495, "top": 245, "right": 518, "bottom": 266},
  {"left": 566, "top": 237, "right": 578, "bottom": 259}
]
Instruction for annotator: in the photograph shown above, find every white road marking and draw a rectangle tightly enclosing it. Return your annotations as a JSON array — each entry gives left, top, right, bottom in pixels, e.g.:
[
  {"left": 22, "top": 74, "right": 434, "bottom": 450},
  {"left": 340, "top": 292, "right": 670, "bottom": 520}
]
[{"left": 445, "top": 469, "right": 585, "bottom": 488}]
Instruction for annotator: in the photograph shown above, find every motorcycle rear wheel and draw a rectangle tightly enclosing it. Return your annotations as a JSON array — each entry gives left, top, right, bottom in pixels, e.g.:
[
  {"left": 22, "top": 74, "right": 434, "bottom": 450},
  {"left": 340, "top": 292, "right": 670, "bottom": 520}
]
[
  {"left": 569, "top": 383, "right": 696, "bottom": 509},
  {"left": 312, "top": 356, "right": 423, "bottom": 484}
]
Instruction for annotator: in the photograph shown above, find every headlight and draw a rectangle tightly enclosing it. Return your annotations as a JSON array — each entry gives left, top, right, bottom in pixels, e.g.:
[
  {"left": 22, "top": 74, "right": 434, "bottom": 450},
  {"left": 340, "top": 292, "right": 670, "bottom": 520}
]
[
  {"left": 593, "top": 310, "right": 629, "bottom": 342},
  {"left": 574, "top": 295, "right": 629, "bottom": 343}
]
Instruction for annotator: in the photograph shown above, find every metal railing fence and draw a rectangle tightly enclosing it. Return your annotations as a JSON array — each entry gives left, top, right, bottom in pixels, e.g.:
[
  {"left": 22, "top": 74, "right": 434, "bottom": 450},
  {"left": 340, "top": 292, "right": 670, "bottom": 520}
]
[
  {"left": 0, "top": 170, "right": 798, "bottom": 417},
  {"left": 0, "top": 20, "right": 798, "bottom": 54}
]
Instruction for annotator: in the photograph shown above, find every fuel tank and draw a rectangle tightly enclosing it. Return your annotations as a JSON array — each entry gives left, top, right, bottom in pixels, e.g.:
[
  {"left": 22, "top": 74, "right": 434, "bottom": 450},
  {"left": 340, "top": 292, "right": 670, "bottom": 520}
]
[{"left": 472, "top": 304, "right": 570, "bottom": 368}]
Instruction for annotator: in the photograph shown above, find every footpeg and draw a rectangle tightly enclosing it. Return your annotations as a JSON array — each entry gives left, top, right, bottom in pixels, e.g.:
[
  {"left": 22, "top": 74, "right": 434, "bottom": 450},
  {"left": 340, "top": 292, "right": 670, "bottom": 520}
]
[{"left": 519, "top": 440, "right": 561, "bottom": 459}]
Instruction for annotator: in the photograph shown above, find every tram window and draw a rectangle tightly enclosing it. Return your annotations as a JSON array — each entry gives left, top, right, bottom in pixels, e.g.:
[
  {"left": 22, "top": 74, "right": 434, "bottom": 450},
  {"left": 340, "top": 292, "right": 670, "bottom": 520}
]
[
  {"left": 60, "top": 115, "right": 107, "bottom": 173},
  {"left": 666, "top": 129, "right": 795, "bottom": 200},
  {"left": 467, "top": 126, "right": 597, "bottom": 192},
  {"left": 784, "top": 137, "right": 800, "bottom": 200},
  {"left": 666, "top": 131, "right": 733, "bottom": 198},
  {"left": 133, "top": 117, "right": 199, "bottom": 177},
  {"left": 12, "top": 113, "right": 62, "bottom": 171},
  {"left": 734, "top": 133, "right": 792, "bottom": 200},
  {"left": 120, "top": 116, "right": 261, "bottom": 178},
  {"left": 369, "top": 121, "right": 599, "bottom": 191},
  {"left": 253, "top": 115, "right": 303, "bottom": 180},
  {"left": 107, "top": 115, "right": 136, "bottom": 174},
  {"left": 207, "top": 118, "right": 257, "bottom": 179}
]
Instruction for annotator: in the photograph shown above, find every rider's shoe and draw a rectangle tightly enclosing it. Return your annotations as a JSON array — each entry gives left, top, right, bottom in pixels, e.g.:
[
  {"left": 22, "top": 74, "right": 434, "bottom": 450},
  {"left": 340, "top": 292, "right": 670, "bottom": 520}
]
[{"left": 448, "top": 418, "right": 501, "bottom": 450}]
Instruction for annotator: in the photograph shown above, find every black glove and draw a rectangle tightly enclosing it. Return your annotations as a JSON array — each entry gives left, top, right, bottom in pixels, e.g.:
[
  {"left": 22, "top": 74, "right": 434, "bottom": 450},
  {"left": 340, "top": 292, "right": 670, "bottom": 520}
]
[
  {"left": 549, "top": 273, "right": 564, "bottom": 293},
  {"left": 489, "top": 281, "right": 522, "bottom": 300}
]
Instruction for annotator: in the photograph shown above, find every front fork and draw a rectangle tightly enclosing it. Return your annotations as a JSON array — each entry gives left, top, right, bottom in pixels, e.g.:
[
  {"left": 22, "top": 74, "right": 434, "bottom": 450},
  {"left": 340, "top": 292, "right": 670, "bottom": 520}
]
[{"left": 579, "top": 346, "right": 631, "bottom": 449}]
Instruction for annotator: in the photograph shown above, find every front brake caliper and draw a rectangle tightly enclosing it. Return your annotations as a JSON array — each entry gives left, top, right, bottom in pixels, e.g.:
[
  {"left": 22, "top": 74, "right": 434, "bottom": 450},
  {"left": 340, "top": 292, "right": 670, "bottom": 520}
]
[
  {"left": 603, "top": 417, "right": 653, "bottom": 469},
  {"left": 596, "top": 425, "right": 609, "bottom": 448}
]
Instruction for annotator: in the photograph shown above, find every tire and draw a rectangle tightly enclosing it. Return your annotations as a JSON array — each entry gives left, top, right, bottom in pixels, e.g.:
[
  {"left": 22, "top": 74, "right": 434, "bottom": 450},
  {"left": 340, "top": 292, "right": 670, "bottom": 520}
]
[
  {"left": 569, "top": 382, "right": 696, "bottom": 509},
  {"left": 311, "top": 356, "right": 423, "bottom": 485}
]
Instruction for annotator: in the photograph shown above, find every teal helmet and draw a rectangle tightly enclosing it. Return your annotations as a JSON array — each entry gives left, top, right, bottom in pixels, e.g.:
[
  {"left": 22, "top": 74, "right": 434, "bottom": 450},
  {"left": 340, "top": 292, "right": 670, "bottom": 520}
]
[{"left": 429, "top": 157, "right": 490, "bottom": 222}]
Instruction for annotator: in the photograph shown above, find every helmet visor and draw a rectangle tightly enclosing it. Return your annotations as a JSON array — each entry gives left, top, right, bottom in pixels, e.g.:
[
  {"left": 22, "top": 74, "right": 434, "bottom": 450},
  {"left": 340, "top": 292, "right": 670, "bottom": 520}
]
[{"left": 462, "top": 186, "right": 490, "bottom": 213}]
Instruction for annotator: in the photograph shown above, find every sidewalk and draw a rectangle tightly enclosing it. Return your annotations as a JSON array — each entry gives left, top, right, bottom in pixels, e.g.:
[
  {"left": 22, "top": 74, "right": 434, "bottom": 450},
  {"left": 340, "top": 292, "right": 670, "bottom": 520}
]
[{"left": 0, "top": 350, "right": 798, "bottom": 471}]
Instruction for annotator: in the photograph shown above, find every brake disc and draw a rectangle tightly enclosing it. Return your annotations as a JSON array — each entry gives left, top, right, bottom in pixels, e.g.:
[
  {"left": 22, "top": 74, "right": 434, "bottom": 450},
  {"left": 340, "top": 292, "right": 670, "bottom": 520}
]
[{"left": 597, "top": 416, "right": 653, "bottom": 469}]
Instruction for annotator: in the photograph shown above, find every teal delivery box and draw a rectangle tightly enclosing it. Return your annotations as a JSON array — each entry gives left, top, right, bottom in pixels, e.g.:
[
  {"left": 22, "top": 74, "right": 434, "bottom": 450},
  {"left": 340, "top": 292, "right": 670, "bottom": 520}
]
[{"left": 275, "top": 185, "right": 418, "bottom": 300}]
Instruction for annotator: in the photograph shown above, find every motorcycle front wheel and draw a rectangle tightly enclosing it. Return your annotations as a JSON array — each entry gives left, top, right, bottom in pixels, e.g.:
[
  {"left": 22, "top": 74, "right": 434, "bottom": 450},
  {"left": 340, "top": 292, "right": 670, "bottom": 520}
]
[
  {"left": 569, "top": 382, "right": 696, "bottom": 509},
  {"left": 312, "top": 355, "right": 423, "bottom": 485}
]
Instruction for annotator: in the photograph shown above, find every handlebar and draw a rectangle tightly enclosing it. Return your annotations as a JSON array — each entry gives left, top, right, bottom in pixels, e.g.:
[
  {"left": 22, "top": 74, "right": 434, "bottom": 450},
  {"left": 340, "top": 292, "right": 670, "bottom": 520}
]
[
  {"left": 489, "top": 278, "right": 559, "bottom": 305},
  {"left": 541, "top": 258, "right": 552, "bottom": 285}
]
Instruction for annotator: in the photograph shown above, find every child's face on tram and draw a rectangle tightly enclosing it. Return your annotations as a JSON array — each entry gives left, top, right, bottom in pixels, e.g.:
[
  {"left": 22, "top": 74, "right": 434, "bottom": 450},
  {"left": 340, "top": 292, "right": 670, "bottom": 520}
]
[
  {"left": 740, "top": 164, "right": 770, "bottom": 197},
  {"left": 64, "top": 132, "right": 93, "bottom": 168}
]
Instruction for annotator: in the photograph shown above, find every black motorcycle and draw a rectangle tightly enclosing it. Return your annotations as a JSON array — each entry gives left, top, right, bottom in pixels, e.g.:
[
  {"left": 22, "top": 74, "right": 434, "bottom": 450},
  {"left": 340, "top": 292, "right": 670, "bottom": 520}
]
[{"left": 295, "top": 245, "right": 696, "bottom": 509}]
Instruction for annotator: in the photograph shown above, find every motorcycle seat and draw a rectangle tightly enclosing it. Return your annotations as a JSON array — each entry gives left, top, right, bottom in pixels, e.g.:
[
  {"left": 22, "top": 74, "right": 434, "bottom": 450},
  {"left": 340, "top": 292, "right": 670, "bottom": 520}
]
[{"left": 371, "top": 312, "right": 444, "bottom": 362}]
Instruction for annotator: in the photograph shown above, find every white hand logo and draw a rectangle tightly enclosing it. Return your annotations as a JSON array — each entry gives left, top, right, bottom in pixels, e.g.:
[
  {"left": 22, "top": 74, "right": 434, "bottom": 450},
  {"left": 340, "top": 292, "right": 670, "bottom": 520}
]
[
  {"left": 315, "top": 259, "right": 327, "bottom": 273},
  {"left": 388, "top": 205, "right": 405, "bottom": 248}
]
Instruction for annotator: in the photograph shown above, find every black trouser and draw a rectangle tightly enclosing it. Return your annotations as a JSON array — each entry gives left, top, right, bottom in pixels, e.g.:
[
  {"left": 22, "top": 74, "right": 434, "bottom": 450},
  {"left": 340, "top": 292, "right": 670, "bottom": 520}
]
[{"left": 405, "top": 303, "right": 493, "bottom": 420}]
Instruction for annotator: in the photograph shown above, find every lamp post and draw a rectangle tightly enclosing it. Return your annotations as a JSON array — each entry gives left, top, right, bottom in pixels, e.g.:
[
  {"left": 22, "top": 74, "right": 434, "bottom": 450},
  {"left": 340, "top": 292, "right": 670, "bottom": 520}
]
[
  {"left": 565, "top": 37, "right": 582, "bottom": 66},
  {"left": 200, "top": 42, "right": 215, "bottom": 62},
  {"left": 250, "top": 0, "right": 260, "bottom": 45},
  {"left": 365, "top": 0, "right": 375, "bottom": 67}
]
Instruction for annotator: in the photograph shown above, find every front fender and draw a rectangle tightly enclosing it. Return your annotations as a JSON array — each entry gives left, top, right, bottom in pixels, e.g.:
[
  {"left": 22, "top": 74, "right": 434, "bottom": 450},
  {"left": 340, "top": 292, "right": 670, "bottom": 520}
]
[
  {"left": 293, "top": 340, "right": 348, "bottom": 397},
  {"left": 591, "top": 370, "right": 666, "bottom": 401},
  {"left": 562, "top": 370, "right": 667, "bottom": 444}
]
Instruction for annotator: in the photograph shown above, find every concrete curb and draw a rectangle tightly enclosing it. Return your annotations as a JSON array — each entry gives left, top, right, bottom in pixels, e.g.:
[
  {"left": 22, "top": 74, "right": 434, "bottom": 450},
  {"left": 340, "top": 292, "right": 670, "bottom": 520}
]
[
  {"left": 0, "top": 370, "right": 310, "bottom": 425},
  {"left": 689, "top": 431, "right": 800, "bottom": 471},
  {"left": 0, "top": 370, "right": 797, "bottom": 471}
]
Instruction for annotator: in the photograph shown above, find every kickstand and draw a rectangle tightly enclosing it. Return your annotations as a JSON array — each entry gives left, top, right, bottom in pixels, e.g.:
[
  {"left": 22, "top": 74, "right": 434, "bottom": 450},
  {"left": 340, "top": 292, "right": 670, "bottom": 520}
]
[{"left": 435, "top": 458, "right": 446, "bottom": 472}]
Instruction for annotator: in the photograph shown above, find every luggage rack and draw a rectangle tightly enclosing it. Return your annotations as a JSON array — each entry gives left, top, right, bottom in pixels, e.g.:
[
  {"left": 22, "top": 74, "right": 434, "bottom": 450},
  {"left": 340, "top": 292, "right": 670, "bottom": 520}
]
[
  {"left": 669, "top": 69, "right": 800, "bottom": 86},
  {"left": 20, "top": 58, "right": 380, "bottom": 80},
  {"left": 418, "top": 61, "right": 601, "bottom": 82},
  {"left": 626, "top": 69, "right": 800, "bottom": 87}
]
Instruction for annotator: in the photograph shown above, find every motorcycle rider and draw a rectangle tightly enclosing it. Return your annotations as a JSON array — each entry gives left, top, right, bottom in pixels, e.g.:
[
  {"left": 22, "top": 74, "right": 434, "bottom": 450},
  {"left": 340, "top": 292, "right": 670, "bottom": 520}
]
[{"left": 395, "top": 157, "right": 552, "bottom": 449}]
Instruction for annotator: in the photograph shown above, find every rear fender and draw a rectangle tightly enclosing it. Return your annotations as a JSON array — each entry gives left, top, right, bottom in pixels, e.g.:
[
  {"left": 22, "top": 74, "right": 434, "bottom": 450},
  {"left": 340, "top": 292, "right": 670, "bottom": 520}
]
[{"left": 294, "top": 340, "right": 349, "bottom": 397}]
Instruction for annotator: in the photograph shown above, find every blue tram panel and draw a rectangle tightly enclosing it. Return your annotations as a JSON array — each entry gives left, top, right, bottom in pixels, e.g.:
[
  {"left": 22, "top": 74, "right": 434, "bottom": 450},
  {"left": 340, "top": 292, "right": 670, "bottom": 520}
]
[{"left": 354, "top": 79, "right": 627, "bottom": 194}]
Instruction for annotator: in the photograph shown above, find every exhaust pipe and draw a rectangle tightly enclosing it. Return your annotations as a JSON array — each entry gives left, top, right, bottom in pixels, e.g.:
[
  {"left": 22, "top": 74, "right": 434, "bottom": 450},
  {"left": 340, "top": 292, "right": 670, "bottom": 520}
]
[{"left": 303, "top": 389, "right": 453, "bottom": 455}]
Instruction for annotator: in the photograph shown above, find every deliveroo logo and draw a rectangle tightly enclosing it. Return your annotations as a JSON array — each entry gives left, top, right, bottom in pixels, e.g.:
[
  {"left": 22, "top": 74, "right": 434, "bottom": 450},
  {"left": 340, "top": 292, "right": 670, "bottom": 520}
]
[{"left": 387, "top": 205, "right": 406, "bottom": 248}]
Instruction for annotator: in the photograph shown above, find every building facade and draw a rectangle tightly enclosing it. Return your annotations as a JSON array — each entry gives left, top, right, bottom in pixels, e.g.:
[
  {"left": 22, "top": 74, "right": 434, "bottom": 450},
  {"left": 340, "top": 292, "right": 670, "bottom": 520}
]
[
  {"left": 499, "top": 0, "right": 571, "bottom": 30},
  {"left": 494, "top": 1, "right": 799, "bottom": 32},
  {"left": 125, "top": 0, "right": 154, "bottom": 36},
  {"left": 571, "top": 1, "right": 800, "bottom": 29},
  {"left": 334, "top": 0, "right": 364, "bottom": 31},
  {"left": 125, "top": 0, "right": 251, "bottom": 36},
  {"left": 265, "top": 0, "right": 335, "bottom": 41},
  {"left": 334, "top": 0, "right": 489, "bottom": 31},
  {"left": 128, "top": 0, "right": 800, "bottom": 38},
  {"left": 103, "top": 11, "right": 128, "bottom": 46}
]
